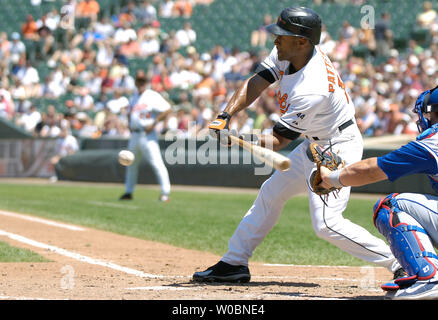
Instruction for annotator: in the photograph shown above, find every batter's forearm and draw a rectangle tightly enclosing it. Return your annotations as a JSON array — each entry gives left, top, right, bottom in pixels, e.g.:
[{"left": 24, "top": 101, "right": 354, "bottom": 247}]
[
  {"left": 340, "top": 157, "right": 388, "bottom": 186},
  {"left": 224, "top": 75, "right": 270, "bottom": 116}
]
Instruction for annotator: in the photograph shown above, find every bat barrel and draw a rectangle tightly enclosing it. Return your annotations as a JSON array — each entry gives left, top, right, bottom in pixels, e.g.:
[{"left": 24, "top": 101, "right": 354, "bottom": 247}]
[{"left": 229, "top": 135, "right": 291, "bottom": 171}]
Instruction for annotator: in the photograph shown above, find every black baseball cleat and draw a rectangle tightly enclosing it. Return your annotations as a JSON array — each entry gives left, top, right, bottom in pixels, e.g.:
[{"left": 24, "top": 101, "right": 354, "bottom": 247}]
[
  {"left": 192, "top": 261, "right": 251, "bottom": 283},
  {"left": 119, "top": 193, "right": 133, "bottom": 200},
  {"left": 393, "top": 268, "right": 407, "bottom": 279},
  {"left": 381, "top": 268, "right": 408, "bottom": 291}
]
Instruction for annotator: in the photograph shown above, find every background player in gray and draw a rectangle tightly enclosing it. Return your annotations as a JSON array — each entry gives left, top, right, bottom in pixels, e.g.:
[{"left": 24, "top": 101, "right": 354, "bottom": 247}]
[
  {"left": 119, "top": 74, "right": 172, "bottom": 202},
  {"left": 319, "top": 86, "right": 438, "bottom": 300}
]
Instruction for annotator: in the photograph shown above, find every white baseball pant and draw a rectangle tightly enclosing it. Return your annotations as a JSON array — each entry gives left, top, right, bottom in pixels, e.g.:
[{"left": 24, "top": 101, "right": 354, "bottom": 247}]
[
  {"left": 222, "top": 126, "right": 400, "bottom": 272},
  {"left": 124, "top": 132, "right": 171, "bottom": 196}
]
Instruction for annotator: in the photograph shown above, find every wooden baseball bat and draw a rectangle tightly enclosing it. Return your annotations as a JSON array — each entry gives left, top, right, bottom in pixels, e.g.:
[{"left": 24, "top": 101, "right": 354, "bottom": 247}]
[{"left": 229, "top": 135, "right": 291, "bottom": 171}]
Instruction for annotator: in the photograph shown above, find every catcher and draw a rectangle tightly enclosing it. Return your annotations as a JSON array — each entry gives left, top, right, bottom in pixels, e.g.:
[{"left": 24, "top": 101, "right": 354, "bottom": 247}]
[{"left": 316, "top": 86, "right": 438, "bottom": 300}]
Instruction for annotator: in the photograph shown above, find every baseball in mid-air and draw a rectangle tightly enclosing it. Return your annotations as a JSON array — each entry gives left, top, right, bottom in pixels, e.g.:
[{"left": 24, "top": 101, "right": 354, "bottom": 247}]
[{"left": 118, "top": 150, "right": 135, "bottom": 166}]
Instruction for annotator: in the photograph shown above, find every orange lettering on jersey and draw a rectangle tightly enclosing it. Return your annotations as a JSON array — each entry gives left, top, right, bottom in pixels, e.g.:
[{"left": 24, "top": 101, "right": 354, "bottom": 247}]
[
  {"left": 277, "top": 91, "right": 290, "bottom": 114},
  {"left": 318, "top": 47, "right": 350, "bottom": 104}
]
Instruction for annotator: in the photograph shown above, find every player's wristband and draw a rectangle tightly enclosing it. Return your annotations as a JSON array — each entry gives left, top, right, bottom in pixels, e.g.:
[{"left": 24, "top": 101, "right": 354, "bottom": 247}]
[{"left": 329, "top": 169, "right": 345, "bottom": 188}]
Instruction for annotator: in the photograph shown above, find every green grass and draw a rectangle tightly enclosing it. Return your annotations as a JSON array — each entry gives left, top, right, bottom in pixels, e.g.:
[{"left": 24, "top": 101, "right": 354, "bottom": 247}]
[
  {"left": 0, "top": 182, "right": 386, "bottom": 266},
  {"left": 0, "top": 241, "right": 49, "bottom": 262}
]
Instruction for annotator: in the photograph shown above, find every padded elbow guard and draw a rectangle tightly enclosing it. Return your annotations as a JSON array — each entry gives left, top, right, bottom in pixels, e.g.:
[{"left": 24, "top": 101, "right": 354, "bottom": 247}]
[{"left": 373, "top": 194, "right": 438, "bottom": 284}]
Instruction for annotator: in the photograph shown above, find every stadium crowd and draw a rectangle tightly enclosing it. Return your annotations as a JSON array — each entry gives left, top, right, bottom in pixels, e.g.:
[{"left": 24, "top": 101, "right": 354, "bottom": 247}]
[{"left": 1, "top": 0, "right": 438, "bottom": 145}]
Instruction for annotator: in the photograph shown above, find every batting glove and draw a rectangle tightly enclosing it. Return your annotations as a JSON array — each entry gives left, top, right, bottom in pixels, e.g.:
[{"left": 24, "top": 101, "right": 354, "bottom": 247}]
[{"left": 209, "top": 112, "right": 235, "bottom": 146}]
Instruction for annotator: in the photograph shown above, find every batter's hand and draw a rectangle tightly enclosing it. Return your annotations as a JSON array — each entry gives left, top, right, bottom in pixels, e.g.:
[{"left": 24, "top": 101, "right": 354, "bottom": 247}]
[{"left": 209, "top": 112, "right": 235, "bottom": 146}]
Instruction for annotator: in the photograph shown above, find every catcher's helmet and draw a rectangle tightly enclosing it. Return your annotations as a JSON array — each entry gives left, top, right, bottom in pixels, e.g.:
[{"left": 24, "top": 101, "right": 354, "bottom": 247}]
[
  {"left": 413, "top": 86, "right": 438, "bottom": 132},
  {"left": 265, "top": 7, "right": 322, "bottom": 45}
]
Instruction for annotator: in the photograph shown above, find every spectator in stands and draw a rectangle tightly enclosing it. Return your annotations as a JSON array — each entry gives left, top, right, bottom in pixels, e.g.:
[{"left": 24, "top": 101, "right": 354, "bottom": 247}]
[
  {"left": 36, "top": 15, "right": 55, "bottom": 59},
  {"left": 49, "top": 126, "right": 79, "bottom": 182},
  {"left": 356, "top": 24, "right": 376, "bottom": 54},
  {"left": 74, "top": 87, "right": 94, "bottom": 111},
  {"left": 39, "top": 115, "right": 62, "bottom": 138},
  {"left": 93, "top": 103, "right": 111, "bottom": 131},
  {"left": 75, "top": 111, "right": 99, "bottom": 138},
  {"left": 173, "top": 0, "right": 193, "bottom": 18},
  {"left": 159, "top": 0, "right": 175, "bottom": 18},
  {"left": 9, "top": 32, "right": 26, "bottom": 65},
  {"left": 339, "top": 21, "right": 357, "bottom": 46},
  {"left": 119, "top": 1, "right": 138, "bottom": 26},
  {"left": 96, "top": 39, "right": 114, "bottom": 68},
  {"left": 76, "top": 0, "right": 100, "bottom": 23},
  {"left": 0, "top": 88, "right": 14, "bottom": 120},
  {"left": 250, "top": 14, "right": 272, "bottom": 48},
  {"left": 139, "top": 28, "right": 160, "bottom": 57},
  {"left": 94, "top": 16, "right": 115, "bottom": 40},
  {"left": 106, "top": 89, "right": 130, "bottom": 114},
  {"left": 175, "top": 22, "right": 196, "bottom": 48},
  {"left": 13, "top": 59, "right": 40, "bottom": 98},
  {"left": 15, "top": 103, "right": 41, "bottom": 133},
  {"left": 119, "top": 38, "right": 141, "bottom": 58},
  {"left": 21, "top": 14, "right": 39, "bottom": 40},
  {"left": 114, "top": 22, "right": 137, "bottom": 45},
  {"left": 374, "top": 12, "right": 393, "bottom": 58},
  {"left": 356, "top": 102, "right": 378, "bottom": 136},
  {"left": 0, "top": 0, "right": 433, "bottom": 144},
  {"left": 417, "top": 1, "right": 437, "bottom": 30},
  {"left": 134, "top": 0, "right": 158, "bottom": 25},
  {"left": 175, "top": 105, "right": 191, "bottom": 132},
  {"left": 113, "top": 68, "right": 136, "bottom": 96},
  {"left": 332, "top": 34, "right": 351, "bottom": 62},
  {"left": 0, "top": 32, "right": 10, "bottom": 62},
  {"left": 224, "top": 64, "right": 244, "bottom": 83},
  {"left": 318, "top": 24, "right": 336, "bottom": 56},
  {"left": 45, "top": 9, "right": 60, "bottom": 32}
]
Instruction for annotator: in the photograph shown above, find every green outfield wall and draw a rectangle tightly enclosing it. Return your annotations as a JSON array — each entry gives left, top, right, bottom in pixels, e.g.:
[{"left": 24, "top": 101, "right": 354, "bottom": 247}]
[{"left": 54, "top": 138, "right": 435, "bottom": 195}]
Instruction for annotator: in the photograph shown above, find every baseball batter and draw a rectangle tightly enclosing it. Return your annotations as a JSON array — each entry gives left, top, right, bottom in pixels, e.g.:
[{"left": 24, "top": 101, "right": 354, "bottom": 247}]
[
  {"left": 193, "top": 6, "right": 402, "bottom": 283},
  {"left": 318, "top": 86, "right": 438, "bottom": 299},
  {"left": 119, "top": 74, "right": 171, "bottom": 202}
]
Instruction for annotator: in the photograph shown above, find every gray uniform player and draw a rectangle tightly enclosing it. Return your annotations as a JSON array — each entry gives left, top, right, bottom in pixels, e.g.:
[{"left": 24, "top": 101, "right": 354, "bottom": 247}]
[
  {"left": 119, "top": 74, "right": 171, "bottom": 202},
  {"left": 320, "top": 86, "right": 438, "bottom": 299}
]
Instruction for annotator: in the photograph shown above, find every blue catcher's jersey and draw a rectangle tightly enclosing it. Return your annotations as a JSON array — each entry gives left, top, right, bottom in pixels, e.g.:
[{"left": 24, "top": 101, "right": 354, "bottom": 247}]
[{"left": 377, "top": 124, "right": 438, "bottom": 193}]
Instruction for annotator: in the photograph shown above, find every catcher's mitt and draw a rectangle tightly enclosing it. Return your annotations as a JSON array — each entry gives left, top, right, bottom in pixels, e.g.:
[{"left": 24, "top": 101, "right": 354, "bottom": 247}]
[{"left": 306, "top": 143, "right": 345, "bottom": 196}]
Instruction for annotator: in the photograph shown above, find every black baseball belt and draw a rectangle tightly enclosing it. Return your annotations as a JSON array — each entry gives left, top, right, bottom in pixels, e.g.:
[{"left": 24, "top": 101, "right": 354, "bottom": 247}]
[{"left": 306, "top": 118, "right": 354, "bottom": 141}]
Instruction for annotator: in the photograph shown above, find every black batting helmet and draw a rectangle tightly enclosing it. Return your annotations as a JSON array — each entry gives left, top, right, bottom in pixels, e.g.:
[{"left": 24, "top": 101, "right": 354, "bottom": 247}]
[{"left": 266, "top": 7, "right": 322, "bottom": 45}]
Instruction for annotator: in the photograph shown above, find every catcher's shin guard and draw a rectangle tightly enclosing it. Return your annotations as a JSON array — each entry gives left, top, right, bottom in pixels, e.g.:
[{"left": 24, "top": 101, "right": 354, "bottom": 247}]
[{"left": 373, "top": 195, "right": 438, "bottom": 289}]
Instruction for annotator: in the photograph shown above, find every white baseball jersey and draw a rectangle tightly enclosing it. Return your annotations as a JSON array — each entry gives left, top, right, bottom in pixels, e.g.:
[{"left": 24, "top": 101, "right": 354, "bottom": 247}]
[
  {"left": 129, "top": 89, "right": 171, "bottom": 133},
  {"left": 261, "top": 46, "right": 355, "bottom": 140}
]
